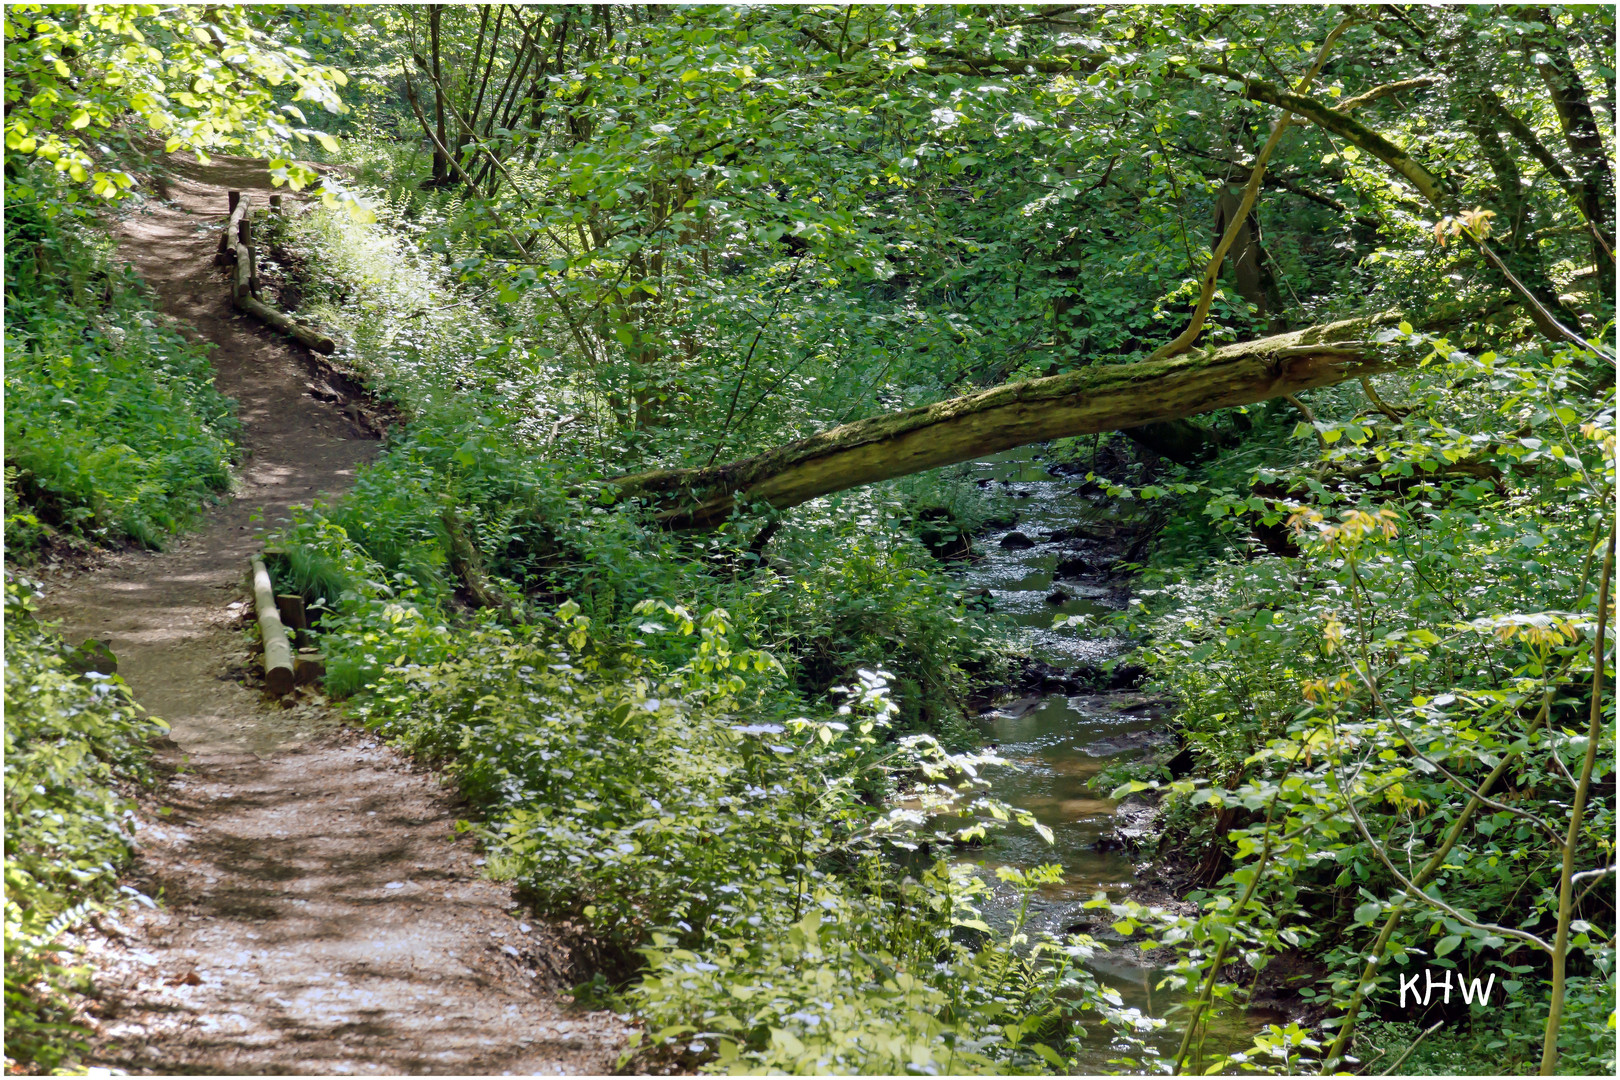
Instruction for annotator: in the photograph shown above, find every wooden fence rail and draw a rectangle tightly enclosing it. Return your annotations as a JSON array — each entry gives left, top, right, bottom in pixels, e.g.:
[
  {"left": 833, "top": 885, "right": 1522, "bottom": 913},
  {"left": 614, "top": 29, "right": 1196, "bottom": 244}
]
[{"left": 217, "top": 189, "right": 336, "bottom": 355}]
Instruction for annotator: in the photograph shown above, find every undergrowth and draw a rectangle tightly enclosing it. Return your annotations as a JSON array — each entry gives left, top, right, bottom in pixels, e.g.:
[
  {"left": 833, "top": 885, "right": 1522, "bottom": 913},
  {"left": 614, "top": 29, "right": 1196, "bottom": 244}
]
[
  {"left": 3, "top": 578, "right": 166, "bottom": 1072},
  {"left": 249, "top": 182, "right": 1166, "bottom": 1074},
  {"left": 1064, "top": 335, "right": 1616, "bottom": 1074},
  {"left": 4, "top": 173, "right": 239, "bottom": 557},
  {"left": 341, "top": 600, "right": 1142, "bottom": 1072},
  {"left": 267, "top": 198, "right": 1011, "bottom": 734}
]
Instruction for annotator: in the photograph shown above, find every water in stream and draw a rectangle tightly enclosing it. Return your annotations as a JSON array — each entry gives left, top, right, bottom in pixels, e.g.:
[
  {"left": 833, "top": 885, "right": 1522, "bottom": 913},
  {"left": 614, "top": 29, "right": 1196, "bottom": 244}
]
[{"left": 956, "top": 450, "right": 1273, "bottom": 1069}]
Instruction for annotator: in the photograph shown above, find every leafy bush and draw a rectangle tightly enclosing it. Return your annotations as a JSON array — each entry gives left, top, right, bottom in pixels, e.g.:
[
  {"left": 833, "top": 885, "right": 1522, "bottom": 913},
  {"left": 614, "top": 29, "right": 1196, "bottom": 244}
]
[
  {"left": 264, "top": 195, "right": 1009, "bottom": 736},
  {"left": 4, "top": 178, "right": 238, "bottom": 554},
  {"left": 1079, "top": 334, "right": 1615, "bottom": 1071},
  {"left": 1351, "top": 968, "right": 1616, "bottom": 1079},
  {"left": 338, "top": 596, "right": 1136, "bottom": 1073},
  {"left": 3, "top": 578, "right": 166, "bottom": 1070}
]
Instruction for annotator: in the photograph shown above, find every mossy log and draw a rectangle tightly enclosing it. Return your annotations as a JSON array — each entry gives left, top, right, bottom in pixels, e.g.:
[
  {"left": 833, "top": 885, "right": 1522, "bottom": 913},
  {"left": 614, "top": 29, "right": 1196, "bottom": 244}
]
[{"left": 615, "top": 315, "right": 1400, "bottom": 529}]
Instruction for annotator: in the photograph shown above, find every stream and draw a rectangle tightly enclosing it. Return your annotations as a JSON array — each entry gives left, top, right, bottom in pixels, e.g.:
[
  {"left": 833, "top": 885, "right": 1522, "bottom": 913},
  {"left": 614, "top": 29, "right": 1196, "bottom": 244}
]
[{"left": 958, "top": 450, "right": 1273, "bottom": 1069}]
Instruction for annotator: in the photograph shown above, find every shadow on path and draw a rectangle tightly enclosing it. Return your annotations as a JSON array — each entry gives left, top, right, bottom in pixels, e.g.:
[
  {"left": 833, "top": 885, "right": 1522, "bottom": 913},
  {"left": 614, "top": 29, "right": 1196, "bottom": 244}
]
[{"left": 34, "top": 156, "right": 626, "bottom": 1075}]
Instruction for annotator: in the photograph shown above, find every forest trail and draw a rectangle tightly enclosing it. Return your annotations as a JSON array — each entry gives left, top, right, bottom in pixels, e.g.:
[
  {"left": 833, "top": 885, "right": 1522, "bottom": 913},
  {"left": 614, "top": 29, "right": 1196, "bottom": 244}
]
[{"left": 33, "top": 158, "right": 627, "bottom": 1075}]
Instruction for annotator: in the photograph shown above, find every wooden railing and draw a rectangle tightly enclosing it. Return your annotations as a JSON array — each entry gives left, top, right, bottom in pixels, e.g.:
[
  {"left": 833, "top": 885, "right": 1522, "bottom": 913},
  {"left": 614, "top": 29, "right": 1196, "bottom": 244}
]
[{"left": 216, "top": 190, "right": 336, "bottom": 355}]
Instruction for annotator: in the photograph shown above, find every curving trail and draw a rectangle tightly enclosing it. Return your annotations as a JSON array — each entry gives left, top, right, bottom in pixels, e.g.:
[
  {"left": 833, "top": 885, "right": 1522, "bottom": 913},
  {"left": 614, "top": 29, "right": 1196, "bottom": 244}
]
[{"left": 34, "top": 157, "right": 626, "bottom": 1075}]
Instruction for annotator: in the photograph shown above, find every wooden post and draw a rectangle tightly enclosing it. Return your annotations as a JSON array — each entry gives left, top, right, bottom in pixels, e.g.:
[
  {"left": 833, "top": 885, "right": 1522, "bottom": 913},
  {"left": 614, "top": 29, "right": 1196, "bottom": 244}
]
[
  {"left": 219, "top": 191, "right": 242, "bottom": 256},
  {"left": 270, "top": 194, "right": 283, "bottom": 215},
  {"left": 232, "top": 242, "right": 252, "bottom": 301},
  {"left": 220, "top": 192, "right": 250, "bottom": 265},
  {"left": 251, "top": 557, "right": 295, "bottom": 696},
  {"left": 294, "top": 651, "right": 326, "bottom": 687},
  {"left": 275, "top": 594, "right": 307, "bottom": 631},
  {"left": 236, "top": 219, "right": 260, "bottom": 297}
]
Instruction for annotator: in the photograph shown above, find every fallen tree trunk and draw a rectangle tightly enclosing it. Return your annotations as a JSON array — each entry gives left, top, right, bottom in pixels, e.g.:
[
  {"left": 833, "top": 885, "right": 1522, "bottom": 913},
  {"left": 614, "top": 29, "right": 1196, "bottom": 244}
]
[{"left": 615, "top": 315, "right": 1401, "bottom": 528}]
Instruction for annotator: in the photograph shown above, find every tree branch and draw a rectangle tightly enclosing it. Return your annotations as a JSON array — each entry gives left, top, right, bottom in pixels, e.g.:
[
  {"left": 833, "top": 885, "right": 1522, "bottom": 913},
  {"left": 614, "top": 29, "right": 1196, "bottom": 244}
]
[
  {"left": 1336, "top": 77, "right": 1438, "bottom": 113},
  {"left": 1338, "top": 764, "right": 1553, "bottom": 953},
  {"left": 1541, "top": 535, "right": 1615, "bottom": 1074},
  {"left": 1147, "top": 17, "right": 1356, "bottom": 363}
]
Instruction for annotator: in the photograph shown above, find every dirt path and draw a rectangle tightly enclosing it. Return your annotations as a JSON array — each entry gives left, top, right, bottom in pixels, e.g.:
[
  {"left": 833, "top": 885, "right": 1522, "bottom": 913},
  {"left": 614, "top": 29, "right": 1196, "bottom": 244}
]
[{"left": 33, "top": 160, "right": 627, "bottom": 1075}]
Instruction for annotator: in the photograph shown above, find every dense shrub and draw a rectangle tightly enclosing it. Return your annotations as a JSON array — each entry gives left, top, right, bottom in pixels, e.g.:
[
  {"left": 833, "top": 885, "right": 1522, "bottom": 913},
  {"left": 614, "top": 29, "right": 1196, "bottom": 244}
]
[
  {"left": 267, "top": 199, "right": 1010, "bottom": 732},
  {"left": 345, "top": 601, "right": 1136, "bottom": 1072}
]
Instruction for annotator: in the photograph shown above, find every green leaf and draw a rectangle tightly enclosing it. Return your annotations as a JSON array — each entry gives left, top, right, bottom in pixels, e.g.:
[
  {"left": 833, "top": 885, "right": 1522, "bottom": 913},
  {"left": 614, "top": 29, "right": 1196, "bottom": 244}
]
[{"left": 1032, "top": 1043, "right": 1067, "bottom": 1068}]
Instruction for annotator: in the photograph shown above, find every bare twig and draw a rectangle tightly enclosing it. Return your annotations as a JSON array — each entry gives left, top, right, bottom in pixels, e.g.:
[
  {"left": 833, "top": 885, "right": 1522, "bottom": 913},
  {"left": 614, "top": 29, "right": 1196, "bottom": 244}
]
[
  {"left": 1338, "top": 765, "right": 1553, "bottom": 953},
  {"left": 1381, "top": 1020, "right": 1445, "bottom": 1075},
  {"left": 706, "top": 257, "right": 811, "bottom": 467},
  {"left": 1359, "top": 376, "right": 1406, "bottom": 423},
  {"left": 1320, "top": 749, "right": 1521, "bottom": 1071}
]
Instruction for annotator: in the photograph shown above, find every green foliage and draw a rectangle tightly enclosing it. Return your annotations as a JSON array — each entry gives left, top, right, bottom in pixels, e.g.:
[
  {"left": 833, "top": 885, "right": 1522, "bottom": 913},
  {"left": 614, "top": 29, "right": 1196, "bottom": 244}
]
[
  {"left": 6, "top": 3, "right": 1607, "bottom": 1071},
  {"left": 268, "top": 195, "right": 1008, "bottom": 735},
  {"left": 273, "top": 404, "right": 1005, "bottom": 738},
  {"left": 341, "top": 597, "right": 1131, "bottom": 1074},
  {"left": 3, "top": 176, "right": 239, "bottom": 554},
  {"left": 266, "top": 12, "right": 1619, "bottom": 1051},
  {"left": 304, "top": 2, "right": 1613, "bottom": 479},
  {"left": 258, "top": 184, "right": 1170, "bottom": 1073},
  {"left": 1352, "top": 967, "right": 1616, "bottom": 1079},
  {"left": 1080, "top": 333, "right": 1614, "bottom": 1070},
  {"left": 3, "top": 2, "right": 348, "bottom": 207},
  {"left": 3, "top": 578, "right": 166, "bottom": 1071}
]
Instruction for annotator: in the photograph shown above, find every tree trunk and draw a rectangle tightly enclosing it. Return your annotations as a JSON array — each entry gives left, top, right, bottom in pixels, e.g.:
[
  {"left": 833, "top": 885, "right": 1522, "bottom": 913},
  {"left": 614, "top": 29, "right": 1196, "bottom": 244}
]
[
  {"left": 614, "top": 315, "right": 1399, "bottom": 528},
  {"left": 1213, "top": 185, "right": 1267, "bottom": 317},
  {"left": 429, "top": 5, "right": 450, "bottom": 186},
  {"left": 1531, "top": 17, "right": 1616, "bottom": 297}
]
